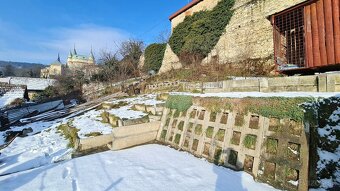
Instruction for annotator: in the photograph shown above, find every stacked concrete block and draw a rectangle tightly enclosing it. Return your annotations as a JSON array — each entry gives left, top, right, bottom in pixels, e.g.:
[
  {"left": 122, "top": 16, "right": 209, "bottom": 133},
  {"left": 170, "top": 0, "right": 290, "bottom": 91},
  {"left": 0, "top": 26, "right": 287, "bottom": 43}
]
[{"left": 157, "top": 103, "right": 308, "bottom": 191}]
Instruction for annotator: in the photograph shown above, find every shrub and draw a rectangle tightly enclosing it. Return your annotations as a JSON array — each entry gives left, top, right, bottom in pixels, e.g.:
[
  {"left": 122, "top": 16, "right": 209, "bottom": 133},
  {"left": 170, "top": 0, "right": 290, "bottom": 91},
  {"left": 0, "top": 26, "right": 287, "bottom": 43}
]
[
  {"left": 143, "top": 43, "right": 167, "bottom": 72},
  {"left": 169, "top": 0, "right": 235, "bottom": 64}
]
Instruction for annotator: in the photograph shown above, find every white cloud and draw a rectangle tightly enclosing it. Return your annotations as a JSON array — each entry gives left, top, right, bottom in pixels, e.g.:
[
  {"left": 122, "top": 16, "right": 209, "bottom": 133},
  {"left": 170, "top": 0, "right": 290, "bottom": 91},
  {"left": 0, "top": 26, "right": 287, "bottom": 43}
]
[{"left": 0, "top": 22, "right": 130, "bottom": 64}]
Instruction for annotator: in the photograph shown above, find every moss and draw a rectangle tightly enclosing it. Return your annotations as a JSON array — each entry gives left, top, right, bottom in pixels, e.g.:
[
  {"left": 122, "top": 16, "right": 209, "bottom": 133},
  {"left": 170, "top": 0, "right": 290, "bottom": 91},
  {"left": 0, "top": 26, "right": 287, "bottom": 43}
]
[
  {"left": 187, "top": 122, "right": 194, "bottom": 133},
  {"left": 192, "top": 89, "right": 201, "bottom": 93},
  {"left": 228, "top": 150, "right": 238, "bottom": 166},
  {"left": 165, "top": 117, "right": 171, "bottom": 127},
  {"left": 196, "top": 97, "right": 312, "bottom": 122},
  {"left": 178, "top": 121, "right": 184, "bottom": 131},
  {"left": 101, "top": 111, "right": 110, "bottom": 123},
  {"left": 243, "top": 134, "right": 257, "bottom": 150},
  {"left": 195, "top": 124, "right": 203, "bottom": 135},
  {"left": 160, "top": 130, "right": 167, "bottom": 140},
  {"left": 174, "top": 134, "right": 181, "bottom": 144},
  {"left": 210, "top": 111, "right": 217, "bottom": 122},
  {"left": 266, "top": 138, "right": 278, "bottom": 154},
  {"left": 173, "top": 110, "right": 181, "bottom": 118},
  {"left": 84, "top": 132, "right": 102, "bottom": 137},
  {"left": 57, "top": 124, "right": 79, "bottom": 148},
  {"left": 215, "top": 129, "right": 225, "bottom": 142},
  {"left": 165, "top": 95, "right": 193, "bottom": 114},
  {"left": 205, "top": 126, "right": 214, "bottom": 138},
  {"left": 214, "top": 147, "right": 223, "bottom": 165}
]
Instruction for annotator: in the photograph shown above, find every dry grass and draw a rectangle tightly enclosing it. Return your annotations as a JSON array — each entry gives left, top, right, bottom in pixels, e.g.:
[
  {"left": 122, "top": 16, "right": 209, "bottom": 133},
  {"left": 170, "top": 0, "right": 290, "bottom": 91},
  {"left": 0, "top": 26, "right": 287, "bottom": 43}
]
[{"left": 147, "top": 58, "right": 277, "bottom": 83}]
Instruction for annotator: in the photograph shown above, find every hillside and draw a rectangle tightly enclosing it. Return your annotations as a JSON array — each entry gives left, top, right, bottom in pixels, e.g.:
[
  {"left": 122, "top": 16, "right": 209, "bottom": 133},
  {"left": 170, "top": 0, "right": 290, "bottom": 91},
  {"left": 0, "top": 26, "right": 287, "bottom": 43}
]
[{"left": 0, "top": 60, "right": 45, "bottom": 77}]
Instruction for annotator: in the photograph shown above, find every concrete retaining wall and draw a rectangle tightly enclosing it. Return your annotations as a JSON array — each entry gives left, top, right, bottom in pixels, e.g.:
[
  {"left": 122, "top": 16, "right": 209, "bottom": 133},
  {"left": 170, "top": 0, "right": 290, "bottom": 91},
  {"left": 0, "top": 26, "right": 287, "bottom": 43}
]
[
  {"left": 79, "top": 134, "right": 113, "bottom": 151},
  {"left": 145, "top": 73, "right": 340, "bottom": 93},
  {"left": 156, "top": 102, "right": 309, "bottom": 191},
  {"left": 111, "top": 121, "right": 161, "bottom": 151}
]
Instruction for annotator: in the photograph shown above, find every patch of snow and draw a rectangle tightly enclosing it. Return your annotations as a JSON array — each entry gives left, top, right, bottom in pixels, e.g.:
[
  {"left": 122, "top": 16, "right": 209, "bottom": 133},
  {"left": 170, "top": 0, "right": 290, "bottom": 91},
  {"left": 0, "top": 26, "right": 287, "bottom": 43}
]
[
  {"left": 171, "top": 92, "right": 339, "bottom": 98},
  {"left": 288, "top": 146, "right": 299, "bottom": 155},
  {"left": 72, "top": 109, "right": 113, "bottom": 139},
  {"left": 107, "top": 106, "right": 147, "bottom": 120},
  {"left": 288, "top": 180, "right": 299, "bottom": 186},
  {"left": 0, "top": 88, "right": 25, "bottom": 108},
  {"left": 0, "top": 121, "right": 71, "bottom": 176},
  {"left": 0, "top": 144, "right": 278, "bottom": 191}
]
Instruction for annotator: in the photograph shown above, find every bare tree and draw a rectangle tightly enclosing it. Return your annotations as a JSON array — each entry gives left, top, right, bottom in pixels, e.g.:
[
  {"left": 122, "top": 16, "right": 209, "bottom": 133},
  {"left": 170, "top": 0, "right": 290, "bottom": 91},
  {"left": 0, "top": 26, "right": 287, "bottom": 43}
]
[{"left": 156, "top": 29, "right": 171, "bottom": 43}]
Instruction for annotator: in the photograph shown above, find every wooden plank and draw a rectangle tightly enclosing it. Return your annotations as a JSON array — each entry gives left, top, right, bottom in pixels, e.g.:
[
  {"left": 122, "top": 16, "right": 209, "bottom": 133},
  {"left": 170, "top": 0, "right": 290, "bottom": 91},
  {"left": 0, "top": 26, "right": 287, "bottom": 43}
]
[
  {"left": 317, "top": 0, "right": 328, "bottom": 65},
  {"left": 311, "top": 3, "right": 322, "bottom": 66},
  {"left": 332, "top": 0, "right": 340, "bottom": 63},
  {"left": 324, "top": 0, "right": 336, "bottom": 64},
  {"left": 304, "top": 6, "right": 314, "bottom": 67}
]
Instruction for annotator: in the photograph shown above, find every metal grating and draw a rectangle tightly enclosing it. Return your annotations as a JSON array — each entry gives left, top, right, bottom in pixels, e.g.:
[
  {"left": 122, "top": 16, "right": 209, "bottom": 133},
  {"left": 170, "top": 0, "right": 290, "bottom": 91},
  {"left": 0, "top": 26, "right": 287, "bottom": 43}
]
[{"left": 273, "top": 7, "right": 305, "bottom": 70}]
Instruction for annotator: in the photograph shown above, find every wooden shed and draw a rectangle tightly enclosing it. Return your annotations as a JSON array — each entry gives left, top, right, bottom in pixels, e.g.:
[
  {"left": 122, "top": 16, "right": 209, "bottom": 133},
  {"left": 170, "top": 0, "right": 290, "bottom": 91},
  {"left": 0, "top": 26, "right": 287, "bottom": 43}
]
[{"left": 271, "top": 0, "right": 340, "bottom": 74}]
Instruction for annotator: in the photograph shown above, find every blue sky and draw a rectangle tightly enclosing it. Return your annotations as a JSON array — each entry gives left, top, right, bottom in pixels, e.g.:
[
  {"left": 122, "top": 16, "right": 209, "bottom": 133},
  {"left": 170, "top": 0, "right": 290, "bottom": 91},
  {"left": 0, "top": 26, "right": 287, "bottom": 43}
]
[{"left": 0, "top": 0, "right": 189, "bottom": 64}]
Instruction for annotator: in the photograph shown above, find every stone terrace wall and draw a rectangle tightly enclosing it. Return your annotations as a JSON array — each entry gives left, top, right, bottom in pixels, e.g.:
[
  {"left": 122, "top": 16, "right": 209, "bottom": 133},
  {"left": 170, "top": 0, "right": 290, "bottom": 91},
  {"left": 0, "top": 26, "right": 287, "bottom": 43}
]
[
  {"left": 145, "top": 73, "right": 340, "bottom": 93},
  {"left": 156, "top": 101, "right": 309, "bottom": 191},
  {"left": 160, "top": 0, "right": 308, "bottom": 73}
]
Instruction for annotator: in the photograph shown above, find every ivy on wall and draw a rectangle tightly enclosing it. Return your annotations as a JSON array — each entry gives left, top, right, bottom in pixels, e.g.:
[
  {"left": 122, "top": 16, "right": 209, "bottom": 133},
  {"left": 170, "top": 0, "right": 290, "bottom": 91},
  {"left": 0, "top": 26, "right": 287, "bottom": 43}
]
[
  {"left": 143, "top": 43, "right": 167, "bottom": 72},
  {"left": 169, "top": 0, "right": 235, "bottom": 64}
]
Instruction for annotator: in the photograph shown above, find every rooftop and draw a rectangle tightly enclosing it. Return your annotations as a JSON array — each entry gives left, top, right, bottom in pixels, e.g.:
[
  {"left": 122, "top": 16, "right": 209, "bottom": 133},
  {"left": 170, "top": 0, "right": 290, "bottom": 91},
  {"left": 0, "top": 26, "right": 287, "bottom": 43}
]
[{"left": 169, "top": 0, "right": 203, "bottom": 20}]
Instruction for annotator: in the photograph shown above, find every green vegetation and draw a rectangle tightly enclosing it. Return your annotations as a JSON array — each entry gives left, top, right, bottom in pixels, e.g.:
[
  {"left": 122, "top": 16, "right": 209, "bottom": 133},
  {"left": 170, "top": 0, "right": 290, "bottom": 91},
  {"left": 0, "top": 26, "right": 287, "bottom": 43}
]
[
  {"left": 165, "top": 95, "right": 193, "bottom": 114},
  {"left": 165, "top": 117, "right": 171, "bottom": 127},
  {"left": 214, "top": 147, "right": 223, "bottom": 165},
  {"left": 196, "top": 97, "right": 312, "bottom": 122},
  {"left": 195, "top": 124, "right": 203, "bottom": 135},
  {"left": 178, "top": 121, "right": 184, "bottom": 131},
  {"left": 143, "top": 43, "right": 167, "bottom": 72},
  {"left": 216, "top": 129, "right": 225, "bottom": 142},
  {"left": 228, "top": 150, "right": 238, "bottom": 166},
  {"left": 210, "top": 111, "right": 217, "bottom": 122},
  {"left": 101, "top": 111, "right": 110, "bottom": 123},
  {"left": 174, "top": 134, "right": 181, "bottom": 144},
  {"left": 206, "top": 126, "right": 214, "bottom": 138},
  {"left": 84, "top": 132, "right": 102, "bottom": 137},
  {"left": 160, "top": 130, "right": 167, "bottom": 140},
  {"left": 266, "top": 138, "right": 278, "bottom": 154},
  {"left": 243, "top": 134, "right": 257, "bottom": 150},
  {"left": 169, "top": 0, "right": 235, "bottom": 64},
  {"left": 57, "top": 124, "right": 79, "bottom": 148}
]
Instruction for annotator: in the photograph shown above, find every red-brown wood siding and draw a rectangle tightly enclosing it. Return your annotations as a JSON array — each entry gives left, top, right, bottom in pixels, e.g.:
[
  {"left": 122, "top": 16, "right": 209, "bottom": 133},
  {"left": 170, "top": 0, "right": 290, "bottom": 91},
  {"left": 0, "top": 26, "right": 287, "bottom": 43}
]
[{"left": 304, "top": 0, "right": 339, "bottom": 68}]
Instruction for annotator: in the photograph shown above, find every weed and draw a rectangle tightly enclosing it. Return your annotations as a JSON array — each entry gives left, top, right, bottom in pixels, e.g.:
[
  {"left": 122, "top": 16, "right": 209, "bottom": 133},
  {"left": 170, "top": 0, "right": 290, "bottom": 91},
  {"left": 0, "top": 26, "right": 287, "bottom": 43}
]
[
  {"left": 206, "top": 126, "right": 214, "bottom": 138},
  {"left": 243, "top": 134, "right": 257, "bottom": 150}
]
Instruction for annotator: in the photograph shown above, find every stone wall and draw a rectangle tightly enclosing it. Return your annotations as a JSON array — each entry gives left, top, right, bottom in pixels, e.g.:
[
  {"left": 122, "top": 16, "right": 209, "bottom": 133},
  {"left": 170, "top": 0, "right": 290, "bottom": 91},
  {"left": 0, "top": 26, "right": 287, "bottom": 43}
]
[
  {"left": 156, "top": 99, "right": 309, "bottom": 191},
  {"left": 160, "top": 0, "right": 308, "bottom": 73},
  {"left": 145, "top": 73, "right": 340, "bottom": 93}
]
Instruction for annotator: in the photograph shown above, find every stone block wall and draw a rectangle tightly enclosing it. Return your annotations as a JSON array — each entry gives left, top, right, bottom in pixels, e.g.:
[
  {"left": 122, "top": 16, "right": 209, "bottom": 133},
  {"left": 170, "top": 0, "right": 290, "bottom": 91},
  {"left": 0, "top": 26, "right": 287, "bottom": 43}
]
[
  {"left": 156, "top": 102, "right": 309, "bottom": 190},
  {"left": 145, "top": 73, "right": 340, "bottom": 93},
  {"left": 160, "top": 0, "right": 308, "bottom": 73}
]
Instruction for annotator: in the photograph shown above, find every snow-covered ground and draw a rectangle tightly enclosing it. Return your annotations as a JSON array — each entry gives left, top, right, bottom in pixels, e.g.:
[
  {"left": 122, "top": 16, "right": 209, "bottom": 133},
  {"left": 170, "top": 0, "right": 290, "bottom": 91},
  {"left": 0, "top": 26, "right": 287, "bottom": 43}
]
[
  {"left": 71, "top": 94, "right": 163, "bottom": 138},
  {"left": 71, "top": 109, "right": 113, "bottom": 139},
  {"left": 0, "top": 144, "right": 278, "bottom": 191},
  {"left": 0, "top": 88, "right": 25, "bottom": 108},
  {"left": 0, "top": 120, "right": 71, "bottom": 176},
  {"left": 0, "top": 94, "right": 164, "bottom": 177},
  {"left": 172, "top": 92, "right": 340, "bottom": 98}
]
